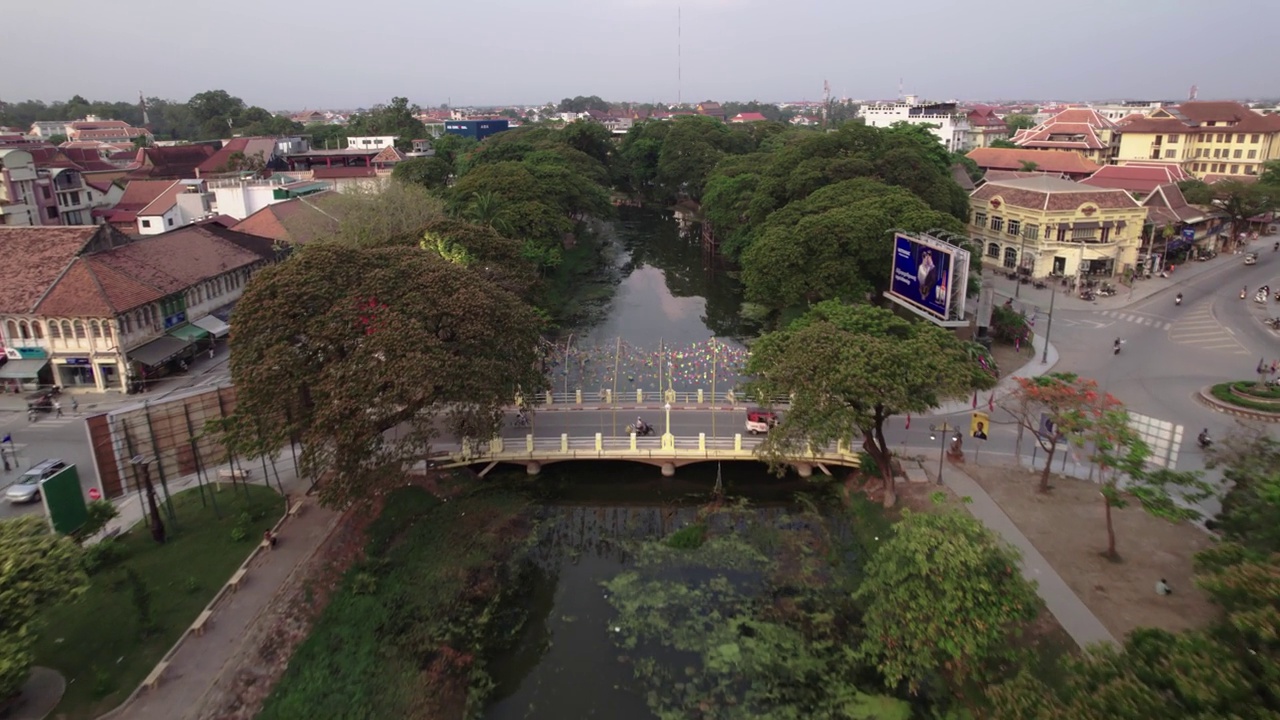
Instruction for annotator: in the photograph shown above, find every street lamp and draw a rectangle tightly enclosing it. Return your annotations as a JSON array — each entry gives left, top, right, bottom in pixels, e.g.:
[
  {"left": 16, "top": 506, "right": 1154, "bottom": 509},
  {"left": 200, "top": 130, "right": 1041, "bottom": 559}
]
[
  {"left": 928, "top": 423, "right": 958, "bottom": 485},
  {"left": 662, "top": 402, "right": 673, "bottom": 450}
]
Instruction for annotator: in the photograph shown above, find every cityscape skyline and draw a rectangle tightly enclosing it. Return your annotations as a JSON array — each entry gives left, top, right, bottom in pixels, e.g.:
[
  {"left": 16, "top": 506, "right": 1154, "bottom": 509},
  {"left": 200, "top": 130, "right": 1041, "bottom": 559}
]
[{"left": 1, "top": 0, "right": 1276, "bottom": 110}]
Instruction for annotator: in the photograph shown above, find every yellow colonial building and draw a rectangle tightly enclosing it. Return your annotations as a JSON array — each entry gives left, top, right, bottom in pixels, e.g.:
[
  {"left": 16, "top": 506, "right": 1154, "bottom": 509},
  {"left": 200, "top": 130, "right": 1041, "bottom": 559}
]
[
  {"left": 1116, "top": 101, "right": 1280, "bottom": 181},
  {"left": 968, "top": 176, "right": 1148, "bottom": 280}
]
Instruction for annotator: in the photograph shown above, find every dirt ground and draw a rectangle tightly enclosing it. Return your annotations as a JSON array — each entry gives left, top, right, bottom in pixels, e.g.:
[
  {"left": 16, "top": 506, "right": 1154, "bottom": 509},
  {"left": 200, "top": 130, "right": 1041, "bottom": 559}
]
[
  {"left": 963, "top": 463, "right": 1220, "bottom": 640},
  {"left": 992, "top": 341, "right": 1034, "bottom": 380}
]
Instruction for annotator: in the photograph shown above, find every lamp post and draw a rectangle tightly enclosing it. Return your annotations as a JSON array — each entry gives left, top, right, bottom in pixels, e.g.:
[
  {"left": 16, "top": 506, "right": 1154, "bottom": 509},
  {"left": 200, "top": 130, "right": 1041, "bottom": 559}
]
[
  {"left": 1041, "top": 284, "right": 1056, "bottom": 364},
  {"left": 1014, "top": 230, "right": 1028, "bottom": 298},
  {"left": 662, "top": 402, "right": 673, "bottom": 450},
  {"left": 929, "top": 423, "right": 957, "bottom": 485}
]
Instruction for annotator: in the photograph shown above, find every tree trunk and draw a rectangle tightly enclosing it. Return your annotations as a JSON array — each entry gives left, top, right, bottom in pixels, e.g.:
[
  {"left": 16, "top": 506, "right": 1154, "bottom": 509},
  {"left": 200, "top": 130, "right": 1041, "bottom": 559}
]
[
  {"left": 1038, "top": 441, "right": 1056, "bottom": 493},
  {"left": 142, "top": 471, "right": 166, "bottom": 544},
  {"left": 865, "top": 425, "right": 896, "bottom": 509},
  {"left": 1103, "top": 497, "right": 1117, "bottom": 560}
]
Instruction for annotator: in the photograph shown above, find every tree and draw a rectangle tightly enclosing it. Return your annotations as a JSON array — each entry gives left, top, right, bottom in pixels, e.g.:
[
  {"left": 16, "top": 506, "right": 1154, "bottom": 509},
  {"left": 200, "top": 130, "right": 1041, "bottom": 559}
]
[
  {"left": 187, "top": 89, "right": 246, "bottom": 125},
  {"left": 392, "top": 156, "right": 452, "bottom": 191},
  {"left": 1208, "top": 179, "right": 1277, "bottom": 248},
  {"left": 990, "top": 138, "right": 1019, "bottom": 149},
  {"left": 345, "top": 97, "right": 427, "bottom": 151},
  {"left": 1018, "top": 160, "right": 1039, "bottom": 172},
  {"left": 556, "top": 95, "right": 610, "bottom": 114},
  {"left": 1259, "top": 159, "right": 1280, "bottom": 186},
  {"left": 1004, "top": 114, "right": 1036, "bottom": 132},
  {"left": 855, "top": 505, "right": 1039, "bottom": 697},
  {"left": 47, "top": 133, "right": 67, "bottom": 145},
  {"left": 226, "top": 243, "right": 545, "bottom": 507},
  {"left": 1205, "top": 430, "right": 1280, "bottom": 554},
  {"left": 1177, "top": 178, "right": 1214, "bottom": 205},
  {"left": 744, "top": 302, "right": 995, "bottom": 507},
  {"left": 0, "top": 516, "right": 88, "bottom": 699},
  {"left": 1003, "top": 373, "right": 1113, "bottom": 493},
  {"left": 304, "top": 122, "right": 347, "bottom": 150},
  {"left": 1086, "top": 406, "right": 1213, "bottom": 560},
  {"left": 656, "top": 115, "right": 736, "bottom": 200}
]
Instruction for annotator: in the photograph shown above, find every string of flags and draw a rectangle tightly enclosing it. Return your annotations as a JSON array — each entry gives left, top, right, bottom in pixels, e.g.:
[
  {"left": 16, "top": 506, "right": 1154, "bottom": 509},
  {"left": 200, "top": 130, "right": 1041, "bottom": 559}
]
[{"left": 540, "top": 338, "right": 751, "bottom": 391}]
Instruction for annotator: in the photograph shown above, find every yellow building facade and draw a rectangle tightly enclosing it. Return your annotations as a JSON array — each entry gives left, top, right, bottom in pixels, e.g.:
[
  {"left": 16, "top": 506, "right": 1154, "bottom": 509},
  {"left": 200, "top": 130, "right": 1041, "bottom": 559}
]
[
  {"left": 1115, "top": 102, "right": 1280, "bottom": 180},
  {"left": 968, "top": 177, "right": 1148, "bottom": 280}
]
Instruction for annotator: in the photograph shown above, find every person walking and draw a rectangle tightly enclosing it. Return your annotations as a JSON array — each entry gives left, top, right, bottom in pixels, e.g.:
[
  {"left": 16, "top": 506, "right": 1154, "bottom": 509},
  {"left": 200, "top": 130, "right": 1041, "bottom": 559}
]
[
  {"left": 53, "top": 400, "right": 63, "bottom": 419},
  {"left": 71, "top": 397, "right": 79, "bottom": 415}
]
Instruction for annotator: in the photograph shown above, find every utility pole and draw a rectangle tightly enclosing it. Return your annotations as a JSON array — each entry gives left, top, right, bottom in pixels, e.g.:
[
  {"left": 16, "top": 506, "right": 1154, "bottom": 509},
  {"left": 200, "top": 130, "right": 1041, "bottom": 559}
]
[{"left": 1041, "top": 285, "right": 1055, "bottom": 364}]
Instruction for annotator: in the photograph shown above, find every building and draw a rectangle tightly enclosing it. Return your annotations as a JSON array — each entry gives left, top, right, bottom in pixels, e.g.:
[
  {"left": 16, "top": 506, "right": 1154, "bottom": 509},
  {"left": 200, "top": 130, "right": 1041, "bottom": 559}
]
[
  {"left": 1116, "top": 101, "right": 1280, "bottom": 180},
  {"left": 1078, "top": 163, "right": 1192, "bottom": 198},
  {"left": 967, "top": 176, "right": 1147, "bottom": 281},
  {"left": 443, "top": 120, "right": 510, "bottom": 141},
  {"left": 965, "top": 108, "right": 1009, "bottom": 148},
  {"left": 345, "top": 136, "right": 397, "bottom": 150},
  {"left": 860, "top": 96, "right": 970, "bottom": 151},
  {"left": 1138, "top": 183, "right": 1225, "bottom": 274},
  {"left": 206, "top": 175, "right": 329, "bottom": 220},
  {"left": 1012, "top": 108, "right": 1120, "bottom": 165},
  {"left": 136, "top": 181, "right": 212, "bottom": 235},
  {"left": 195, "top": 137, "right": 289, "bottom": 177},
  {"left": 1091, "top": 100, "right": 1174, "bottom": 123},
  {"left": 1, "top": 149, "right": 105, "bottom": 227},
  {"left": 29, "top": 120, "right": 70, "bottom": 138},
  {"left": 0, "top": 224, "right": 280, "bottom": 393},
  {"left": 231, "top": 191, "right": 345, "bottom": 244},
  {"left": 965, "top": 147, "right": 1101, "bottom": 180},
  {"left": 94, "top": 180, "right": 186, "bottom": 233},
  {"left": 125, "top": 145, "right": 219, "bottom": 180},
  {"left": 729, "top": 112, "right": 768, "bottom": 123},
  {"left": 695, "top": 102, "right": 726, "bottom": 121}
]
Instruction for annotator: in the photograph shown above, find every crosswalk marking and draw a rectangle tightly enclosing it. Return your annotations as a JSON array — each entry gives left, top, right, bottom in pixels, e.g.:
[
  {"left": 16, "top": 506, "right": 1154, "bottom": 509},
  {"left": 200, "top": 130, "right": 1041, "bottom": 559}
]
[
  {"left": 1165, "top": 303, "right": 1250, "bottom": 354},
  {"left": 1096, "top": 310, "right": 1172, "bottom": 331}
]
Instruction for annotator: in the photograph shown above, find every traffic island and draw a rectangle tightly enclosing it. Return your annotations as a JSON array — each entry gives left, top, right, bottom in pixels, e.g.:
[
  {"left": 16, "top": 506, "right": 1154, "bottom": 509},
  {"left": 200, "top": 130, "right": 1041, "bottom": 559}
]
[{"left": 1197, "top": 381, "right": 1280, "bottom": 422}]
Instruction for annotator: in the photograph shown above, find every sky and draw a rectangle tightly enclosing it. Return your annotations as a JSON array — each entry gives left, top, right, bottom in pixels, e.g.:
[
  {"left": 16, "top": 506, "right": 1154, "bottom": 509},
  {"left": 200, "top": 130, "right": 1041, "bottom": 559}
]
[{"left": 4, "top": 0, "right": 1278, "bottom": 109}]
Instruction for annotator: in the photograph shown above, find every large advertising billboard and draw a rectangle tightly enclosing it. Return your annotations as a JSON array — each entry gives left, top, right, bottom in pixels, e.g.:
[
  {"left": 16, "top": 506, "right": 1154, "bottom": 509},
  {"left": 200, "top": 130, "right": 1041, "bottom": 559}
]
[{"left": 890, "top": 234, "right": 955, "bottom": 320}]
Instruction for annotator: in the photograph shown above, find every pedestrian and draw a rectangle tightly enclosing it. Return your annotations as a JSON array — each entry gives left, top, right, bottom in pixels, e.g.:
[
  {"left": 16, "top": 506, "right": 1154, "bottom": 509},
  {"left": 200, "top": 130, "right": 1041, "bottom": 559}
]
[
  {"left": 264, "top": 529, "right": 277, "bottom": 549},
  {"left": 208, "top": 346, "right": 215, "bottom": 360},
  {"left": 53, "top": 400, "right": 62, "bottom": 419},
  {"left": 1156, "top": 578, "right": 1172, "bottom": 596},
  {"left": 71, "top": 397, "right": 79, "bottom": 415}
]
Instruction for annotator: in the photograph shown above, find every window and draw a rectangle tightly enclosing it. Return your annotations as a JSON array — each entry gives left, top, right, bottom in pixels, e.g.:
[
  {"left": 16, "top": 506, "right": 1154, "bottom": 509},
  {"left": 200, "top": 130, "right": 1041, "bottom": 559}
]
[
  {"left": 67, "top": 191, "right": 80, "bottom": 205},
  {"left": 48, "top": 321, "right": 60, "bottom": 339},
  {"left": 4, "top": 320, "right": 15, "bottom": 340},
  {"left": 1168, "top": 134, "right": 1179, "bottom": 143},
  {"left": 167, "top": 217, "right": 174, "bottom": 226},
  {"left": 1231, "top": 164, "right": 1240, "bottom": 174},
  {"left": 1002, "top": 247, "right": 1018, "bottom": 269},
  {"left": 90, "top": 320, "right": 102, "bottom": 339},
  {"left": 1213, "top": 149, "right": 1222, "bottom": 158},
  {"left": 1072, "top": 227, "right": 1094, "bottom": 240},
  {"left": 1246, "top": 165, "right": 1256, "bottom": 174},
  {"left": 61, "top": 321, "right": 72, "bottom": 339},
  {"left": 41, "top": 186, "right": 51, "bottom": 199},
  {"left": 1024, "top": 224, "right": 1039, "bottom": 240},
  {"left": 991, "top": 217, "right": 1004, "bottom": 233},
  {"left": 986, "top": 242, "right": 999, "bottom": 258},
  {"left": 1251, "top": 134, "right": 1261, "bottom": 143},
  {"left": 31, "top": 321, "right": 42, "bottom": 339},
  {"left": 1237, "top": 134, "right": 1245, "bottom": 143},
  {"left": 1165, "top": 149, "right": 1176, "bottom": 158},
  {"left": 1216, "top": 133, "right": 1225, "bottom": 143},
  {"left": 1249, "top": 149, "right": 1258, "bottom": 159},
  {"left": 18, "top": 321, "right": 30, "bottom": 339},
  {"left": 1234, "top": 149, "right": 1242, "bottom": 158},
  {"left": 1006, "top": 219, "right": 1020, "bottom": 236},
  {"left": 46, "top": 206, "right": 58, "bottom": 220},
  {"left": 73, "top": 321, "right": 86, "bottom": 339},
  {"left": 141, "top": 219, "right": 151, "bottom": 228},
  {"left": 973, "top": 212, "right": 987, "bottom": 228}
]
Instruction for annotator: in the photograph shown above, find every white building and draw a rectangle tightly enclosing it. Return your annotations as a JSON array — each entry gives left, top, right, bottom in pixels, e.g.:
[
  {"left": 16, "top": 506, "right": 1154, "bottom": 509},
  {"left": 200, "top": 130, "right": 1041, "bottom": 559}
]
[
  {"left": 207, "top": 175, "right": 330, "bottom": 220},
  {"left": 137, "top": 181, "right": 212, "bottom": 235},
  {"left": 859, "top": 95, "right": 971, "bottom": 151},
  {"left": 28, "top": 120, "right": 71, "bottom": 138},
  {"left": 345, "top": 136, "right": 397, "bottom": 150},
  {"left": 1090, "top": 101, "right": 1175, "bottom": 123}
]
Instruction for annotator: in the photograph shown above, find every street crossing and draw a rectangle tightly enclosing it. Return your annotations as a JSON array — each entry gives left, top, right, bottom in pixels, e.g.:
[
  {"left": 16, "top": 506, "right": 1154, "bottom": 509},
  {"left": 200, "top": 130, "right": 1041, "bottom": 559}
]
[
  {"left": 1165, "top": 304, "right": 1250, "bottom": 354},
  {"left": 1094, "top": 309, "right": 1172, "bottom": 331}
]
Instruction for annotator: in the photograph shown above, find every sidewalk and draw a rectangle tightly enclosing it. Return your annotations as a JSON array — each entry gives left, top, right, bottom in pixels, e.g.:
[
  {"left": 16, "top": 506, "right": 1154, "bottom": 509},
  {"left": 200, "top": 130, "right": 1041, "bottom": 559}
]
[
  {"left": 933, "top": 332, "right": 1058, "bottom": 417},
  {"left": 95, "top": 452, "right": 337, "bottom": 720}
]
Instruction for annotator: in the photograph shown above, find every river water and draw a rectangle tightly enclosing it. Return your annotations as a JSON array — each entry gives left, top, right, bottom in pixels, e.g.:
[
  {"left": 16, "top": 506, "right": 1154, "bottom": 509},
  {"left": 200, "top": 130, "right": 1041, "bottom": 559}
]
[{"left": 547, "top": 207, "right": 762, "bottom": 395}]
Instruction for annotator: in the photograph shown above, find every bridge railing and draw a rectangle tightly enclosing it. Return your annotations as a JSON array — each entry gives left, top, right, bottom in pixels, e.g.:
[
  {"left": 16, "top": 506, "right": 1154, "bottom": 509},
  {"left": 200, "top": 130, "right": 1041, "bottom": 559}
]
[
  {"left": 440, "top": 433, "right": 862, "bottom": 463},
  {"left": 521, "top": 390, "right": 794, "bottom": 408}
]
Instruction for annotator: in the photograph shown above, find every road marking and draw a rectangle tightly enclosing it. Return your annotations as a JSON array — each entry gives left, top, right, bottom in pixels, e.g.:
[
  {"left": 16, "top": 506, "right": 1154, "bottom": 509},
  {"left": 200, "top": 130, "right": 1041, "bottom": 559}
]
[
  {"left": 1095, "top": 310, "right": 1171, "bottom": 330},
  {"left": 1166, "top": 299, "right": 1250, "bottom": 354}
]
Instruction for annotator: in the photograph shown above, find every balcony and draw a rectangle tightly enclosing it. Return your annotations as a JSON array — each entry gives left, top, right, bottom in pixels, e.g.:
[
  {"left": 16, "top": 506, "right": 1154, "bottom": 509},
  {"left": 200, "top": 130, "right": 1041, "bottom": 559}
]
[{"left": 52, "top": 172, "right": 83, "bottom": 192}]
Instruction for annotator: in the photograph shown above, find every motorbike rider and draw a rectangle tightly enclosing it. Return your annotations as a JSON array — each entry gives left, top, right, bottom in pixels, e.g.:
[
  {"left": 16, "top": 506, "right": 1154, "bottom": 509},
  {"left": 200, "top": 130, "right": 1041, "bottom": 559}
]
[
  {"left": 1197, "top": 428, "right": 1212, "bottom": 448},
  {"left": 1114, "top": 337, "right": 1122, "bottom": 352},
  {"left": 1175, "top": 292, "right": 1183, "bottom": 305},
  {"left": 635, "top": 416, "right": 649, "bottom": 434},
  {"left": 1242, "top": 286, "right": 1248, "bottom": 299}
]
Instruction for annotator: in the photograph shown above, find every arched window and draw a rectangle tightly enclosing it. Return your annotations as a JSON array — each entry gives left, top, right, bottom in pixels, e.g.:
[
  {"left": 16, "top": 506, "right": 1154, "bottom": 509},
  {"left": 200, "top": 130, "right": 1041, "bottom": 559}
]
[
  {"left": 5, "top": 320, "right": 17, "bottom": 340},
  {"left": 60, "top": 320, "right": 72, "bottom": 339},
  {"left": 18, "top": 321, "right": 30, "bottom": 340},
  {"left": 73, "top": 320, "right": 86, "bottom": 339},
  {"left": 31, "top": 321, "right": 43, "bottom": 339},
  {"left": 1002, "top": 247, "right": 1018, "bottom": 269},
  {"left": 986, "top": 242, "right": 1000, "bottom": 258},
  {"left": 48, "top": 321, "right": 61, "bottom": 339},
  {"left": 142, "top": 307, "right": 152, "bottom": 327},
  {"left": 90, "top": 320, "right": 102, "bottom": 338},
  {"left": 134, "top": 311, "right": 143, "bottom": 331}
]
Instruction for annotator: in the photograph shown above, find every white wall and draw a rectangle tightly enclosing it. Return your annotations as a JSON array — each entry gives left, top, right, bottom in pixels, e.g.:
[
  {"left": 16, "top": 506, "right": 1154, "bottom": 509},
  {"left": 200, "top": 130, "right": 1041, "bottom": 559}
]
[{"left": 345, "top": 136, "right": 397, "bottom": 149}]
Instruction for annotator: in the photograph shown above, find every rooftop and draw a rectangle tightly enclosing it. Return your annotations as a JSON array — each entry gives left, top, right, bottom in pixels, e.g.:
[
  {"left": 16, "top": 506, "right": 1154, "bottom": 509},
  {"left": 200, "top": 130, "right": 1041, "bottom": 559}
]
[{"left": 0, "top": 226, "right": 105, "bottom": 313}]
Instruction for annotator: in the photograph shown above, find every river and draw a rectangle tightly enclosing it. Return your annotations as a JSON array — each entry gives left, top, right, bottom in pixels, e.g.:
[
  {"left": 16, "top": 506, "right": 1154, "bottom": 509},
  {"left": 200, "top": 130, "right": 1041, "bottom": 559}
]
[{"left": 547, "top": 207, "right": 762, "bottom": 395}]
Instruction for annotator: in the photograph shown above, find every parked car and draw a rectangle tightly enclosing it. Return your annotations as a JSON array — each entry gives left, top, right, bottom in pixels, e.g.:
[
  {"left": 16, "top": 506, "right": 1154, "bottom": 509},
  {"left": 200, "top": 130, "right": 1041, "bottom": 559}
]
[
  {"left": 1245, "top": 252, "right": 1259, "bottom": 265},
  {"left": 25, "top": 391, "right": 54, "bottom": 414},
  {"left": 5, "top": 459, "right": 67, "bottom": 503},
  {"left": 745, "top": 409, "right": 779, "bottom": 435}
]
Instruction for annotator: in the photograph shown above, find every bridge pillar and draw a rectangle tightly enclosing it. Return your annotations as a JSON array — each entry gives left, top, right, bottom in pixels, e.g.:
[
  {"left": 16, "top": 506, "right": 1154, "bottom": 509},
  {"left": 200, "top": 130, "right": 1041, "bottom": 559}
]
[
  {"left": 545, "top": 390, "right": 554, "bottom": 405},
  {"left": 837, "top": 438, "right": 849, "bottom": 454},
  {"left": 605, "top": 389, "right": 612, "bottom": 405},
  {"left": 630, "top": 433, "right": 637, "bottom": 451},
  {"left": 661, "top": 462, "right": 676, "bottom": 477},
  {"left": 575, "top": 389, "right": 582, "bottom": 405},
  {"left": 526, "top": 434, "right": 534, "bottom": 452},
  {"left": 699, "top": 433, "right": 705, "bottom": 451},
  {"left": 560, "top": 433, "right": 569, "bottom": 452},
  {"left": 664, "top": 389, "right": 676, "bottom": 404},
  {"left": 661, "top": 433, "right": 674, "bottom": 450},
  {"left": 697, "top": 389, "right": 704, "bottom": 404},
  {"left": 734, "top": 434, "right": 742, "bottom": 451},
  {"left": 492, "top": 437, "right": 504, "bottom": 453},
  {"left": 526, "top": 461, "right": 541, "bottom": 476},
  {"left": 794, "top": 462, "right": 813, "bottom": 478},
  {"left": 595, "top": 433, "right": 602, "bottom": 451},
  {"left": 636, "top": 389, "right": 644, "bottom": 404}
]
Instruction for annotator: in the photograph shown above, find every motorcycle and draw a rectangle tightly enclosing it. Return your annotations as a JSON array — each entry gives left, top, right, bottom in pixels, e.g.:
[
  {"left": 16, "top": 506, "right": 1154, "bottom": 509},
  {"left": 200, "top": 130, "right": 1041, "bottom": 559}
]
[
  {"left": 1256, "top": 291, "right": 1269, "bottom": 304},
  {"left": 1175, "top": 293, "right": 1183, "bottom": 306},
  {"left": 1198, "top": 433, "right": 1213, "bottom": 450},
  {"left": 1265, "top": 317, "right": 1280, "bottom": 330},
  {"left": 626, "top": 423, "right": 655, "bottom": 437},
  {"left": 1113, "top": 339, "right": 1123, "bottom": 356}
]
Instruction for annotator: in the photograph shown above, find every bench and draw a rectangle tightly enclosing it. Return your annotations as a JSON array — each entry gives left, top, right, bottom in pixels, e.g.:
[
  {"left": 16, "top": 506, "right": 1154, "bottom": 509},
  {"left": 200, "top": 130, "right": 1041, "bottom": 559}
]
[
  {"left": 288, "top": 501, "right": 304, "bottom": 518},
  {"left": 217, "top": 468, "right": 249, "bottom": 481},
  {"left": 190, "top": 609, "right": 213, "bottom": 637},
  {"left": 228, "top": 568, "right": 248, "bottom": 592},
  {"left": 142, "top": 661, "right": 170, "bottom": 692}
]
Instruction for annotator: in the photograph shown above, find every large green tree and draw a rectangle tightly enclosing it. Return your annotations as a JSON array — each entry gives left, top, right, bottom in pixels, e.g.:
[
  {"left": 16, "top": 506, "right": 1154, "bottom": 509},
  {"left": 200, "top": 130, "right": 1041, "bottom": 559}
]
[
  {"left": 745, "top": 301, "right": 995, "bottom": 506},
  {"left": 1003, "top": 114, "right": 1036, "bottom": 132},
  {"left": 345, "top": 97, "right": 427, "bottom": 151},
  {"left": 0, "top": 516, "right": 88, "bottom": 699},
  {"left": 227, "top": 244, "right": 544, "bottom": 507},
  {"left": 856, "top": 506, "right": 1040, "bottom": 698},
  {"left": 392, "top": 156, "right": 452, "bottom": 191}
]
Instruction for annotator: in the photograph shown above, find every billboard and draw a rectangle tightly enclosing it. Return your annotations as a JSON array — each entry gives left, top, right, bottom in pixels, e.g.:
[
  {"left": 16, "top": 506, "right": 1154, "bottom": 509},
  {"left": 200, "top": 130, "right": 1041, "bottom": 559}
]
[
  {"left": 40, "top": 465, "right": 88, "bottom": 535},
  {"left": 890, "top": 234, "right": 955, "bottom": 320}
]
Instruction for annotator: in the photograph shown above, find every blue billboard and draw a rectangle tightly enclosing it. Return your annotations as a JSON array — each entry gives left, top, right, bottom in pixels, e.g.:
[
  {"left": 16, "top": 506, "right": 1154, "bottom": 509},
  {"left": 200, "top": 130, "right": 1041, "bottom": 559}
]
[{"left": 890, "top": 234, "right": 954, "bottom": 320}]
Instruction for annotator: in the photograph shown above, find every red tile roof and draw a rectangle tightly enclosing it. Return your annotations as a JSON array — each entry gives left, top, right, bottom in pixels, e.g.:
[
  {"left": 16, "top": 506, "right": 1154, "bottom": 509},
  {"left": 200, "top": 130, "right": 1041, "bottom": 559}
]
[
  {"left": 94, "top": 180, "right": 182, "bottom": 224},
  {"left": 196, "top": 137, "right": 280, "bottom": 174},
  {"left": 971, "top": 176, "right": 1141, "bottom": 212},
  {"left": 0, "top": 227, "right": 103, "bottom": 313},
  {"left": 311, "top": 166, "right": 377, "bottom": 179},
  {"left": 1014, "top": 108, "right": 1116, "bottom": 150},
  {"left": 1120, "top": 101, "right": 1280, "bottom": 135},
  {"left": 966, "top": 108, "right": 1007, "bottom": 129},
  {"left": 125, "top": 145, "right": 217, "bottom": 180},
  {"left": 965, "top": 147, "right": 1102, "bottom": 176},
  {"left": 137, "top": 181, "right": 192, "bottom": 216},
  {"left": 730, "top": 112, "right": 768, "bottom": 122},
  {"left": 69, "top": 120, "right": 130, "bottom": 131},
  {"left": 59, "top": 147, "right": 119, "bottom": 172},
  {"left": 1142, "top": 183, "right": 1210, "bottom": 227},
  {"left": 82, "top": 170, "right": 129, "bottom": 193},
  {"left": 1079, "top": 164, "right": 1191, "bottom": 194},
  {"left": 230, "top": 191, "right": 344, "bottom": 244}
]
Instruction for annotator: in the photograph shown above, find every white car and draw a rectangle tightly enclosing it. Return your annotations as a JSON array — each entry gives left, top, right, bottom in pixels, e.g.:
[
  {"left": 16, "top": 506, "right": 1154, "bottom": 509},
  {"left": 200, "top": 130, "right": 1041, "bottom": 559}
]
[
  {"left": 5, "top": 459, "right": 66, "bottom": 503},
  {"left": 1245, "top": 253, "right": 1259, "bottom": 265}
]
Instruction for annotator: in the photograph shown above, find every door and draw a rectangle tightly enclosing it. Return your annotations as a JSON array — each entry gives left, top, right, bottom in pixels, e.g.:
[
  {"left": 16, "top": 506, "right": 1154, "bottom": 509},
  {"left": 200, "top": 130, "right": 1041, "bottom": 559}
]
[{"left": 1052, "top": 256, "right": 1066, "bottom": 275}]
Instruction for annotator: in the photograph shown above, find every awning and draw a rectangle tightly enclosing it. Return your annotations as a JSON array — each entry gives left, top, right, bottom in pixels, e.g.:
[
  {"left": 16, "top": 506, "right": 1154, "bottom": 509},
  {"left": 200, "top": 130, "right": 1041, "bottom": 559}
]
[
  {"left": 1072, "top": 221, "right": 1101, "bottom": 230},
  {"left": 168, "top": 324, "right": 209, "bottom": 342},
  {"left": 191, "top": 314, "right": 230, "bottom": 338},
  {"left": 0, "top": 359, "right": 49, "bottom": 380},
  {"left": 129, "top": 336, "right": 191, "bottom": 367}
]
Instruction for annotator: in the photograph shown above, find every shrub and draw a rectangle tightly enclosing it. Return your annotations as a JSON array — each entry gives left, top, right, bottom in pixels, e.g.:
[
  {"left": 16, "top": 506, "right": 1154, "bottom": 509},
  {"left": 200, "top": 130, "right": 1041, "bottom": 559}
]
[
  {"left": 991, "top": 304, "right": 1031, "bottom": 345},
  {"left": 81, "top": 540, "right": 125, "bottom": 575},
  {"left": 78, "top": 500, "right": 120, "bottom": 541},
  {"left": 230, "top": 526, "right": 248, "bottom": 543},
  {"left": 666, "top": 523, "right": 707, "bottom": 549}
]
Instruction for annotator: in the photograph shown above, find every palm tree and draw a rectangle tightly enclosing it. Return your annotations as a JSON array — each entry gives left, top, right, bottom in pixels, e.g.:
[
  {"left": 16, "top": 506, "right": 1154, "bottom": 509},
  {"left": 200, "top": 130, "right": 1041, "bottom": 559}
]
[
  {"left": 1159, "top": 223, "right": 1178, "bottom": 272},
  {"left": 464, "top": 191, "right": 513, "bottom": 235}
]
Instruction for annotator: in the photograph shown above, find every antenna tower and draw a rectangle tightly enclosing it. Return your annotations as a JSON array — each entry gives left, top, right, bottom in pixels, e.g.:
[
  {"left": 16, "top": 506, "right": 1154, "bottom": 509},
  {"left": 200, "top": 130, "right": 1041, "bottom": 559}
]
[
  {"left": 823, "top": 79, "right": 831, "bottom": 126},
  {"left": 139, "top": 91, "right": 149, "bottom": 127},
  {"left": 677, "top": 7, "right": 683, "bottom": 106},
  {"left": 898, "top": 77, "right": 904, "bottom": 101},
  {"left": 1188, "top": 84, "right": 1198, "bottom": 101}
]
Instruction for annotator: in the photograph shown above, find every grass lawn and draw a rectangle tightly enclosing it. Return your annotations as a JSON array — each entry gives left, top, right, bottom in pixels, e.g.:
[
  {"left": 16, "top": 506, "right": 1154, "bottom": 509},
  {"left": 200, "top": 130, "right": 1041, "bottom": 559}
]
[{"left": 33, "top": 483, "right": 284, "bottom": 720}]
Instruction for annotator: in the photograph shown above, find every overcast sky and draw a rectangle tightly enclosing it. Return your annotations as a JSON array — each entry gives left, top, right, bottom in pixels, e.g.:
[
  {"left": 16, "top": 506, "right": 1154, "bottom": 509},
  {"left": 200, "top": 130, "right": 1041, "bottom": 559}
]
[{"left": 4, "top": 0, "right": 1276, "bottom": 109}]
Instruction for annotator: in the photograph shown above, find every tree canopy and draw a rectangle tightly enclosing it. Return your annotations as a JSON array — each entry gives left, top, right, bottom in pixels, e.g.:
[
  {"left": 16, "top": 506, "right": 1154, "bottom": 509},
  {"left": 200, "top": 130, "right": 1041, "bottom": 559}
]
[
  {"left": 226, "top": 244, "right": 545, "bottom": 507},
  {"left": 744, "top": 301, "right": 995, "bottom": 506},
  {"left": 0, "top": 516, "right": 88, "bottom": 699},
  {"left": 345, "top": 97, "right": 427, "bottom": 151},
  {"left": 1003, "top": 114, "right": 1036, "bottom": 132}
]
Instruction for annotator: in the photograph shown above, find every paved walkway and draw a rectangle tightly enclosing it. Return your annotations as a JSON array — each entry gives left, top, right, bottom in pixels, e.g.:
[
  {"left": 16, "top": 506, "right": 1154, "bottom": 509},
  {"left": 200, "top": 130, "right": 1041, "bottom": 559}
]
[{"left": 95, "top": 455, "right": 338, "bottom": 720}]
